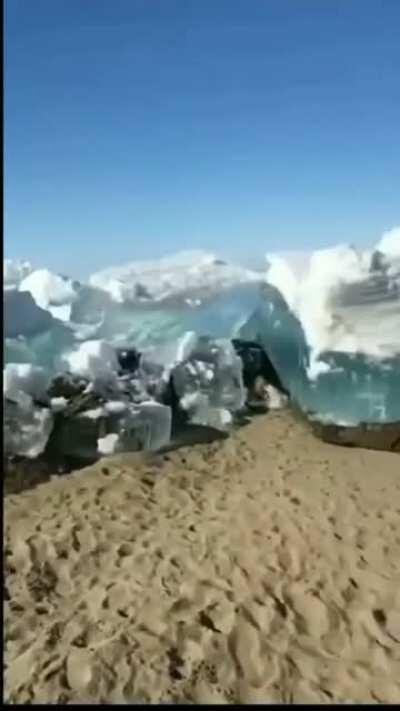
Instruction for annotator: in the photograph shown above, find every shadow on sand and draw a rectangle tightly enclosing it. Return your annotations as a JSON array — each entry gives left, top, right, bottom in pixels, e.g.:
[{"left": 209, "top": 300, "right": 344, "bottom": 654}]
[{"left": 3, "top": 409, "right": 265, "bottom": 496}]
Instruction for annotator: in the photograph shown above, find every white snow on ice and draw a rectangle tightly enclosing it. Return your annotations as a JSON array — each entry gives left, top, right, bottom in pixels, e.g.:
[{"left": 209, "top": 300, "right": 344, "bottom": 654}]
[
  {"left": 97, "top": 433, "right": 120, "bottom": 455},
  {"left": 50, "top": 396, "right": 68, "bottom": 412},
  {"left": 265, "top": 230, "right": 400, "bottom": 378},
  {"left": 89, "top": 250, "right": 262, "bottom": 303},
  {"left": 4, "top": 259, "right": 33, "bottom": 290},
  {"left": 19, "top": 269, "right": 78, "bottom": 321},
  {"left": 61, "top": 340, "right": 119, "bottom": 381},
  {"left": 4, "top": 363, "right": 50, "bottom": 402}
]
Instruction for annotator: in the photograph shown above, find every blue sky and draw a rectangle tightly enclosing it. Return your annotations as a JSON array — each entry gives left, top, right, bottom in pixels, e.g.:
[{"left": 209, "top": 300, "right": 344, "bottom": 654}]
[{"left": 5, "top": 0, "right": 400, "bottom": 276}]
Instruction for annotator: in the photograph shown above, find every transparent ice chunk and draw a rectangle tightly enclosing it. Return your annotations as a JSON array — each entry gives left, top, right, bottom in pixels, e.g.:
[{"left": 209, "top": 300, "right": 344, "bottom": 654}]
[
  {"left": 47, "top": 400, "right": 172, "bottom": 460},
  {"left": 4, "top": 392, "right": 53, "bottom": 458},
  {"left": 120, "top": 401, "right": 172, "bottom": 451},
  {"left": 239, "top": 284, "right": 400, "bottom": 425},
  {"left": 171, "top": 337, "right": 246, "bottom": 429}
]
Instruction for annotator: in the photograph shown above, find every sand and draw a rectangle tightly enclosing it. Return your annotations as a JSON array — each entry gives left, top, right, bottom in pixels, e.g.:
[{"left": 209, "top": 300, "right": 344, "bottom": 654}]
[{"left": 4, "top": 410, "right": 400, "bottom": 704}]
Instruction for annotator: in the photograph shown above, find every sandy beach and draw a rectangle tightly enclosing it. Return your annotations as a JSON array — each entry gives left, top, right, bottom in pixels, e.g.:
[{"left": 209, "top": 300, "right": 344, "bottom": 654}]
[{"left": 4, "top": 410, "right": 400, "bottom": 704}]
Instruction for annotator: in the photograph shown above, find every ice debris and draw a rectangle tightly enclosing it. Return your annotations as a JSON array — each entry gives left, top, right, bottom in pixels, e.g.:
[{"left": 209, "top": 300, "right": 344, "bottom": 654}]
[
  {"left": 19, "top": 269, "right": 79, "bottom": 321},
  {"left": 170, "top": 337, "right": 246, "bottom": 428},
  {"left": 3, "top": 228, "right": 400, "bottom": 463},
  {"left": 4, "top": 259, "right": 33, "bottom": 290},
  {"left": 61, "top": 339, "right": 119, "bottom": 384},
  {"left": 4, "top": 393, "right": 53, "bottom": 459},
  {"left": 97, "top": 433, "right": 120, "bottom": 456},
  {"left": 4, "top": 290, "right": 56, "bottom": 339},
  {"left": 4, "top": 363, "right": 50, "bottom": 403}
]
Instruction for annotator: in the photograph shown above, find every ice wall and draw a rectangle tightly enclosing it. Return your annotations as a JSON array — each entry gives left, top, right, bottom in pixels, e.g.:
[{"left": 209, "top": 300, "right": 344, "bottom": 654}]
[{"left": 241, "top": 228, "right": 400, "bottom": 425}]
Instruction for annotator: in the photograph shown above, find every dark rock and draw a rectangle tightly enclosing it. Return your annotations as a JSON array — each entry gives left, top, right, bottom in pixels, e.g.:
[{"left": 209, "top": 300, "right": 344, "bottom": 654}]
[
  {"left": 47, "top": 373, "right": 88, "bottom": 400},
  {"left": 62, "top": 391, "right": 103, "bottom": 418},
  {"left": 232, "top": 339, "right": 287, "bottom": 396},
  {"left": 44, "top": 384, "right": 108, "bottom": 460},
  {"left": 117, "top": 348, "right": 141, "bottom": 374},
  {"left": 45, "top": 410, "right": 108, "bottom": 461},
  {"left": 161, "top": 376, "right": 189, "bottom": 431},
  {"left": 134, "top": 283, "right": 151, "bottom": 300},
  {"left": 311, "top": 420, "right": 400, "bottom": 453}
]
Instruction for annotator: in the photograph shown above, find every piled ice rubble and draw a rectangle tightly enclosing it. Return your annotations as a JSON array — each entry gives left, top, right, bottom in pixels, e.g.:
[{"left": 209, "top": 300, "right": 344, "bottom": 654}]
[
  {"left": 169, "top": 336, "right": 246, "bottom": 429},
  {"left": 4, "top": 251, "right": 264, "bottom": 372},
  {"left": 4, "top": 364, "right": 53, "bottom": 458},
  {"left": 3, "top": 228, "right": 400, "bottom": 464},
  {"left": 3, "top": 361, "right": 171, "bottom": 462},
  {"left": 19, "top": 269, "right": 79, "bottom": 322},
  {"left": 3, "top": 334, "right": 258, "bottom": 462},
  {"left": 47, "top": 392, "right": 172, "bottom": 460},
  {"left": 4, "top": 394, "right": 53, "bottom": 459},
  {"left": 3, "top": 250, "right": 267, "bottom": 460}
]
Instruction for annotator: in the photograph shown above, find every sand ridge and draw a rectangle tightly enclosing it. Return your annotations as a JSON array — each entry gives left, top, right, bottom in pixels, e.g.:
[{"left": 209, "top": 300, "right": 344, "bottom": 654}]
[{"left": 4, "top": 410, "right": 400, "bottom": 703}]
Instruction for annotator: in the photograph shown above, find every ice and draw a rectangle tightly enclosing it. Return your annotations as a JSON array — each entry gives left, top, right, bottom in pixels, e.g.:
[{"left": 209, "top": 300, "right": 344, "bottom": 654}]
[
  {"left": 179, "top": 390, "right": 233, "bottom": 430},
  {"left": 127, "top": 401, "right": 172, "bottom": 451},
  {"left": 4, "top": 394, "right": 53, "bottom": 458},
  {"left": 3, "top": 363, "right": 53, "bottom": 458},
  {"left": 306, "top": 358, "right": 332, "bottom": 381},
  {"left": 97, "top": 433, "right": 120, "bottom": 455},
  {"left": 70, "top": 283, "right": 111, "bottom": 316},
  {"left": 265, "top": 384, "right": 288, "bottom": 410},
  {"left": 19, "top": 269, "right": 78, "bottom": 321},
  {"left": 377, "top": 226, "right": 400, "bottom": 262},
  {"left": 248, "top": 229, "right": 399, "bottom": 425},
  {"left": 62, "top": 340, "right": 119, "bottom": 382},
  {"left": 4, "top": 289, "right": 77, "bottom": 373},
  {"left": 240, "top": 283, "right": 400, "bottom": 426},
  {"left": 3, "top": 229, "right": 400, "bottom": 458},
  {"left": 141, "top": 331, "right": 198, "bottom": 381},
  {"left": 4, "top": 363, "right": 50, "bottom": 402},
  {"left": 10, "top": 332, "right": 75, "bottom": 373},
  {"left": 49, "top": 399, "right": 171, "bottom": 460},
  {"left": 139, "top": 334, "right": 246, "bottom": 430},
  {"left": 265, "top": 237, "right": 400, "bottom": 361},
  {"left": 171, "top": 337, "right": 246, "bottom": 428},
  {"left": 90, "top": 250, "right": 262, "bottom": 303},
  {"left": 79, "top": 407, "right": 105, "bottom": 419},
  {"left": 4, "top": 290, "right": 56, "bottom": 339},
  {"left": 4, "top": 259, "right": 33, "bottom": 290},
  {"left": 104, "top": 400, "right": 129, "bottom": 414},
  {"left": 81, "top": 282, "right": 263, "bottom": 352},
  {"left": 265, "top": 255, "right": 304, "bottom": 312},
  {"left": 3, "top": 255, "right": 263, "bottom": 376}
]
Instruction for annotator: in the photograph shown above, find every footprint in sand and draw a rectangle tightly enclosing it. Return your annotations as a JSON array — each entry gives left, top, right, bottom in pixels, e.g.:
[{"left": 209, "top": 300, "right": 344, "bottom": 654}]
[
  {"left": 228, "top": 616, "right": 265, "bottom": 687},
  {"left": 285, "top": 585, "right": 330, "bottom": 639},
  {"left": 66, "top": 648, "right": 94, "bottom": 694}
]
